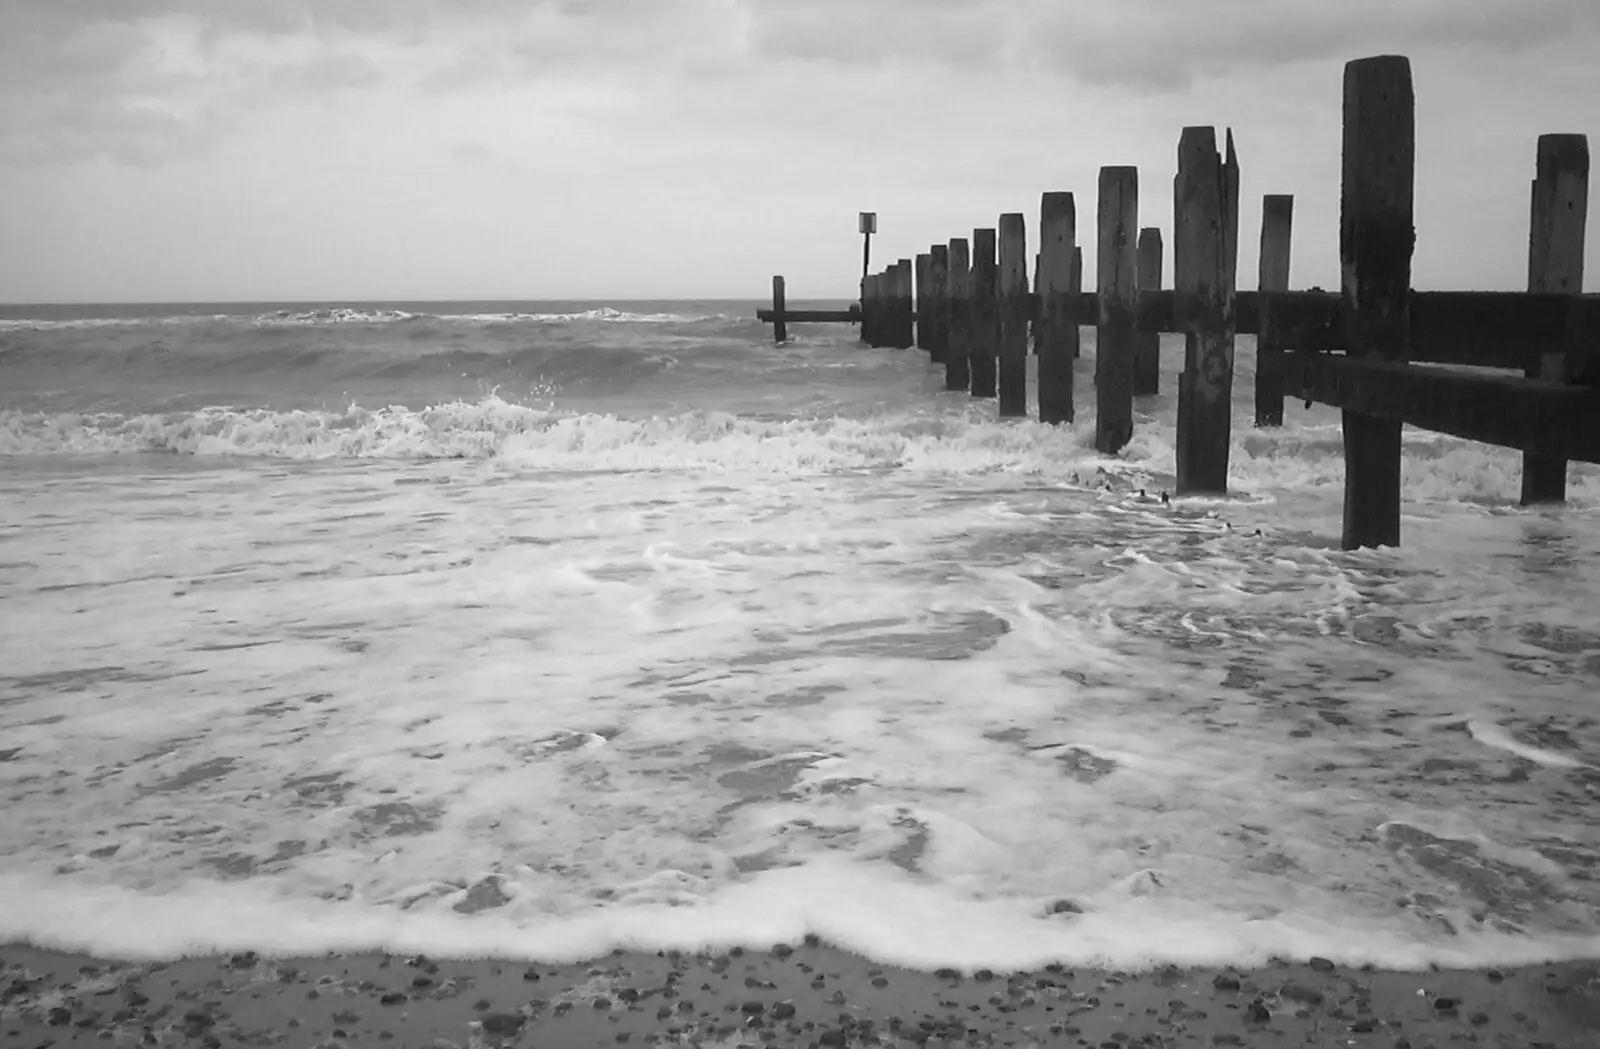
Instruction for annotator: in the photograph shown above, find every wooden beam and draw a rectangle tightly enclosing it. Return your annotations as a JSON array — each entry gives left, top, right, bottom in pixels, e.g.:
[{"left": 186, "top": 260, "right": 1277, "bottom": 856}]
[
  {"left": 1254, "top": 195, "right": 1294, "bottom": 425},
  {"left": 1174, "top": 126, "right": 1240, "bottom": 496},
  {"left": 1522, "top": 133, "right": 1588, "bottom": 504},
  {"left": 1568, "top": 295, "right": 1600, "bottom": 386},
  {"left": 1097, "top": 166, "right": 1139, "bottom": 454},
  {"left": 946, "top": 238, "right": 972, "bottom": 392},
  {"left": 757, "top": 308, "right": 862, "bottom": 323},
  {"left": 971, "top": 228, "right": 999, "bottom": 398},
  {"left": 1038, "top": 192, "right": 1078, "bottom": 424},
  {"left": 1282, "top": 353, "right": 1600, "bottom": 462},
  {"left": 1339, "top": 55, "right": 1414, "bottom": 550},
  {"left": 998, "top": 213, "right": 1030, "bottom": 417}
]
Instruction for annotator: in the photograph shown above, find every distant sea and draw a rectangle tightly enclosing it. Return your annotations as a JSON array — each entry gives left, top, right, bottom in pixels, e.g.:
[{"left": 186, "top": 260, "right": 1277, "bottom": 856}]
[{"left": 1, "top": 299, "right": 1596, "bottom": 971}]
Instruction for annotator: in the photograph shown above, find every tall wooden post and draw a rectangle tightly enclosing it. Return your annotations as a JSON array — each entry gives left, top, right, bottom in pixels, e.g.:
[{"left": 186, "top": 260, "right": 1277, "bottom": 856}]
[
  {"left": 929, "top": 244, "right": 950, "bottom": 365},
  {"left": 971, "top": 228, "right": 999, "bottom": 398},
  {"left": 771, "top": 275, "right": 788, "bottom": 344},
  {"left": 946, "top": 238, "right": 972, "bottom": 391},
  {"left": 915, "top": 254, "right": 932, "bottom": 350},
  {"left": 998, "top": 213, "right": 1029, "bottom": 417},
  {"left": 896, "top": 259, "right": 915, "bottom": 349},
  {"left": 1174, "top": 127, "right": 1241, "bottom": 495},
  {"left": 1097, "top": 167, "right": 1139, "bottom": 454},
  {"left": 1133, "top": 229, "right": 1163, "bottom": 394},
  {"left": 1254, "top": 194, "right": 1294, "bottom": 426},
  {"left": 1038, "top": 192, "right": 1077, "bottom": 423},
  {"left": 1521, "top": 133, "right": 1588, "bottom": 505},
  {"left": 1340, "top": 56, "right": 1414, "bottom": 550}
]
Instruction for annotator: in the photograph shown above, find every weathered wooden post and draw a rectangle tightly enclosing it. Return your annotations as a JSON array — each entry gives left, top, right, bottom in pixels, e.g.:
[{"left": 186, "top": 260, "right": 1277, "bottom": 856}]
[
  {"left": 1032, "top": 253, "right": 1042, "bottom": 355},
  {"left": 1174, "top": 127, "right": 1241, "bottom": 495},
  {"left": 873, "top": 269, "right": 891, "bottom": 348},
  {"left": 971, "top": 228, "right": 999, "bottom": 398},
  {"left": 1097, "top": 167, "right": 1139, "bottom": 453},
  {"left": 1340, "top": 55, "right": 1414, "bottom": 549},
  {"left": 997, "top": 214, "right": 1029, "bottom": 417},
  {"left": 1071, "top": 247, "right": 1083, "bottom": 358},
  {"left": 946, "top": 238, "right": 972, "bottom": 391},
  {"left": 915, "top": 254, "right": 932, "bottom": 350},
  {"left": 1521, "top": 133, "right": 1588, "bottom": 504},
  {"left": 771, "top": 276, "right": 788, "bottom": 344},
  {"left": 896, "top": 259, "right": 916, "bottom": 349},
  {"left": 860, "top": 275, "right": 876, "bottom": 346},
  {"left": 1254, "top": 194, "right": 1294, "bottom": 426},
  {"left": 1133, "top": 229, "right": 1163, "bottom": 394},
  {"left": 1038, "top": 192, "right": 1077, "bottom": 423},
  {"left": 929, "top": 244, "right": 950, "bottom": 365}
]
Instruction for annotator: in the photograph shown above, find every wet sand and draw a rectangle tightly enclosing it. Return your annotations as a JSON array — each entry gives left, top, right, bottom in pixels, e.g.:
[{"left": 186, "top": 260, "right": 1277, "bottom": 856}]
[{"left": 3, "top": 940, "right": 1597, "bottom": 1047}]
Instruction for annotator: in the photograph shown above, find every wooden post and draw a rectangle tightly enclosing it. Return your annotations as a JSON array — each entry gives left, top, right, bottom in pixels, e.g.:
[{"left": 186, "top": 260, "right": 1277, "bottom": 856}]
[
  {"left": 1254, "top": 194, "right": 1294, "bottom": 426},
  {"left": 1340, "top": 55, "right": 1415, "bottom": 550},
  {"left": 860, "top": 275, "right": 876, "bottom": 345},
  {"left": 971, "top": 228, "right": 999, "bottom": 398},
  {"left": 1038, "top": 192, "right": 1077, "bottom": 424},
  {"left": 883, "top": 267, "right": 897, "bottom": 347},
  {"left": 915, "top": 253, "right": 932, "bottom": 350},
  {"left": 902, "top": 259, "right": 918, "bottom": 349},
  {"left": 946, "top": 238, "right": 972, "bottom": 391},
  {"left": 1032, "top": 253, "right": 1042, "bottom": 355},
  {"left": 1097, "top": 167, "right": 1139, "bottom": 454},
  {"left": 1174, "top": 127, "right": 1241, "bottom": 495},
  {"left": 998, "top": 213, "right": 1029, "bottom": 417},
  {"left": 896, "top": 259, "right": 915, "bottom": 349},
  {"left": 1071, "top": 247, "right": 1083, "bottom": 358},
  {"left": 929, "top": 244, "right": 950, "bottom": 365},
  {"left": 1133, "top": 228, "right": 1162, "bottom": 394},
  {"left": 875, "top": 266, "right": 888, "bottom": 349},
  {"left": 771, "top": 276, "right": 788, "bottom": 344},
  {"left": 1521, "top": 133, "right": 1588, "bottom": 505}
]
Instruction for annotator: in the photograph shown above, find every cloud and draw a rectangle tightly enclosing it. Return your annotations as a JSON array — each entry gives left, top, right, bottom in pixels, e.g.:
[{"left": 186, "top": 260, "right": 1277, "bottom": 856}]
[
  {"left": 5, "top": 0, "right": 1597, "bottom": 169},
  {"left": 0, "top": 0, "right": 751, "bottom": 164},
  {"left": 1014, "top": 0, "right": 1600, "bottom": 91}
]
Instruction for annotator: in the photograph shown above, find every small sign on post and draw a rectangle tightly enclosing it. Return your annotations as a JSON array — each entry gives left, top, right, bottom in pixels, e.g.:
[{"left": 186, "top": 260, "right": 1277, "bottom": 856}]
[{"left": 859, "top": 212, "right": 877, "bottom": 280}]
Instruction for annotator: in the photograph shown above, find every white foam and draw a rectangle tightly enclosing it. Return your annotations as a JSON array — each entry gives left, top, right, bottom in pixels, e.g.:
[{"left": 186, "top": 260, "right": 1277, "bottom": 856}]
[
  {"left": 2, "top": 332, "right": 1597, "bottom": 971},
  {"left": 2, "top": 448, "right": 1597, "bottom": 970},
  {"left": 1467, "top": 720, "right": 1586, "bottom": 769},
  {"left": 2, "top": 861, "right": 1596, "bottom": 972}
]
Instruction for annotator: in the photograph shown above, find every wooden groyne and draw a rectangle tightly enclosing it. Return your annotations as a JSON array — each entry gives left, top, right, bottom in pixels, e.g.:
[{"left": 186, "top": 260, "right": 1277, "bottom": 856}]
[{"left": 757, "top": 54, "right": 1598, "bottom": 550}]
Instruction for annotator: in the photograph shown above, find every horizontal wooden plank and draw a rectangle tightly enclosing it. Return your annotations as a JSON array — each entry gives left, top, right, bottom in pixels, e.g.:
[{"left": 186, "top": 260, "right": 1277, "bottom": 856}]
[
  {"left": 1279, "top": 351, "right": 1600, "bottom": 462},
  {"left": 761, "top": 291, "right": 1597, "bottom": 381},
  {"left": 755, "top": 308, "right": 861, "bottom": 323},
  {"left": 1411, "top": 292, "right": 1575, "bottom": 369}
]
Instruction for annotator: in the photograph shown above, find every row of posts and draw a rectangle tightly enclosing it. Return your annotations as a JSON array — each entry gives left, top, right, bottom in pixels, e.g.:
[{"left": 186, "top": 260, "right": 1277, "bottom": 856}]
[{"left": 856, "top": 129, "right": 1292, "bottom": 497}]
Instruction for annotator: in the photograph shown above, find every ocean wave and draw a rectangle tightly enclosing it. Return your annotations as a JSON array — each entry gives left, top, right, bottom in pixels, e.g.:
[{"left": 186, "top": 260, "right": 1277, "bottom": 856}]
[
  {"left": 0, "top": 307, "right": 734, "bottom": 331},
  {"left": 4, "top": 396, "right": 1597, "bottom": 510},
  {"left": 0, "top": 315, "right": 233, "bottom": 332}
]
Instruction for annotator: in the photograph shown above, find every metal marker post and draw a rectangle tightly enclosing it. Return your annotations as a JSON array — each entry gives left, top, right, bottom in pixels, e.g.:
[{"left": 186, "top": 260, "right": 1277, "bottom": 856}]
[{"left": 859, "top": 212, "right": 877, "bottom": 281}]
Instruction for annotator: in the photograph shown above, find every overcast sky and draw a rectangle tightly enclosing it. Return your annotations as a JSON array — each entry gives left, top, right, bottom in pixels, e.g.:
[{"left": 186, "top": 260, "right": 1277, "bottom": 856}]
[{"left": 0, "top": 0, "right": 1596, "bottom": 303}]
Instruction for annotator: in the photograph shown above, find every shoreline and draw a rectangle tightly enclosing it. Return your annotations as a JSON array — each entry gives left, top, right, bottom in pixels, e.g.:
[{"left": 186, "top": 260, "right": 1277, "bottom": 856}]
[{"left": 3, "top": 941, "right": 1597, "bottom": 1048}]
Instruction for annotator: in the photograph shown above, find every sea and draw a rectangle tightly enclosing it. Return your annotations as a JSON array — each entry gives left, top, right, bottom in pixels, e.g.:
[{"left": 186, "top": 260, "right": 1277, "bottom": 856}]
[{"left": 0, "top": 299, "right": 1597, "bottom": 973}]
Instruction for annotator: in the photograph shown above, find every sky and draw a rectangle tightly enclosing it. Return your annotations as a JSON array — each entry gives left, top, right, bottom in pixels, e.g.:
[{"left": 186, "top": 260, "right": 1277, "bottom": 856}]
[{"left": 0, "top": 0, "right": 1596, "bottom": 303}]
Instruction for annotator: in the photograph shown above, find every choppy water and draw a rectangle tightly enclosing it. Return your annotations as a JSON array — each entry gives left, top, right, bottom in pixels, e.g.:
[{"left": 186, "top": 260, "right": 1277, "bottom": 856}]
[{"left": 1, "top": 300, "right": 1596, "bottom": 971}]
